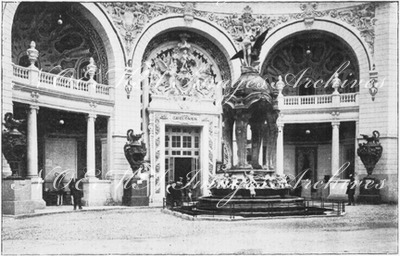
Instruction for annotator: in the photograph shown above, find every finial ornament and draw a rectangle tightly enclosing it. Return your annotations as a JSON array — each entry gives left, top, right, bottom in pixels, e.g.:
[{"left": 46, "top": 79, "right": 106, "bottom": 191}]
[
  {"left": 26, "top": 41, "right": 39, "bottom": 69},
  {"left": 331, "top": 73, "right": 341, "bottom": 94}
]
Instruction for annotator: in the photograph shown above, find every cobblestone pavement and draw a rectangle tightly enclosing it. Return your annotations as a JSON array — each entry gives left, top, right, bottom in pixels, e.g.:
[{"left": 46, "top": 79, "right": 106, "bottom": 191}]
[{"left": 2, "top": 204, "right": 397, "bottom": 255}]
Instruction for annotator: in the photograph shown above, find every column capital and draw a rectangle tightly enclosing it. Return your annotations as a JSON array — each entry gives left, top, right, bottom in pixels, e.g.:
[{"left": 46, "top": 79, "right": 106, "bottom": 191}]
[
  {"left": 87, "top": 113, "right": 97, "bottom": 119},
  {"left": 331, "top": 121, "right": 340, "bottom": 127},
  {"left": 277, "top": 122, "right": 285, "bottom": 128},
  {"left": 29, "top": 104, "right": 40, "bottom": 111}
]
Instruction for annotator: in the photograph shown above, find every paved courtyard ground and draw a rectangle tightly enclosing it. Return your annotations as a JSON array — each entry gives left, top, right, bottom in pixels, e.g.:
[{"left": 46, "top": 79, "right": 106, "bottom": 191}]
[{"left": 2, "top": 204, "right": 398, "bottom": 255}]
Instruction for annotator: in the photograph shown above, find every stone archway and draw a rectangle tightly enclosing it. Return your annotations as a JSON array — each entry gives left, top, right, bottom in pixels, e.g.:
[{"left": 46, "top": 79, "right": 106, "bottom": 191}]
[
  {"left": 4, "top": 2, "right": 124, "bottom": 87},
  {"left": 130, "top": 16, "right": 239, "bottom": 83},
  {"left": 261, "top": 30, "right": 360, "bottom": 96},
  {"left": 260, "top": 19, "right": 371, "bottom": 85},
  {"left": 12, "top": 2, "right": 108, "bottom": 83}
]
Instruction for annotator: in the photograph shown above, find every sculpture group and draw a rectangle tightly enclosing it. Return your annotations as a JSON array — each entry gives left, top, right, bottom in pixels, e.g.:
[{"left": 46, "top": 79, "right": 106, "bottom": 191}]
[{"left": 223, "top": 27, "right": 279, "bottom": 170}]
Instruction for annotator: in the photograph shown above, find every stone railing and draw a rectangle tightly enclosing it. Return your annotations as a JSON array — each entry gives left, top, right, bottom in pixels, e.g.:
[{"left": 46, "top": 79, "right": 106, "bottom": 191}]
[
  {"left": 340, "top": 93, "right": 357, "bottom": 103},
  {"left": 281, "top": 93, "right": 358, "bottom": 109},
  {"left": 12, "top": 64, "right": 113, "bottom": 100}
]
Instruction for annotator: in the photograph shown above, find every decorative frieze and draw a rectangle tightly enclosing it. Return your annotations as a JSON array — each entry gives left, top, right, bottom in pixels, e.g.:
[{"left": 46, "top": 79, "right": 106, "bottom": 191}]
[{"left": 102, "top": 2, "right": 377, "bottom": 57}]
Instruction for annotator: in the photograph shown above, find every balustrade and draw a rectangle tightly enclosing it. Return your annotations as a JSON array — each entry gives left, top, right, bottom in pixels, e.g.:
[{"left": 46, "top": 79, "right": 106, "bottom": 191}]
[
  {"left": 13, "top": 65, "right": 29, "bottom": 79},
  {"left": 12, "top": 64, "right": 112, "bottom": 99},
  {"left": 12, "top": 63, "right": 358, "bottom": 107},
  {"left": 340, "top": 93, "right": 357, "bottom": 103},
  {"left": 282, "top": 93, "right": 357, "bottom": 109}
]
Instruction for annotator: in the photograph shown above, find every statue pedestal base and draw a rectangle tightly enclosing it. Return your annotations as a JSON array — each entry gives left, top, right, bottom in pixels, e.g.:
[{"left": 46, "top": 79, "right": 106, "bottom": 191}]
[
  {"left": 130, "top": 179, "right": 149, "bottom": 206},
  {"left": 2, "top": 179, "right": 37, "bottom": 215},
  {"left": 82, "top": 178, "right": 111, "bottom": 206},
  {"left": 122, "top": 177, "right": 149, "bottom": 206},
  {"left": 358, "top": 177, "right": 381, "bottom": 204}
]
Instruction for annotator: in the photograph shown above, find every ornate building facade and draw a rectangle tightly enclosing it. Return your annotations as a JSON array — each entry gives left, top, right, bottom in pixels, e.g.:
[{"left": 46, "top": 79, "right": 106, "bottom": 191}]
[{"left": 1, "top": 2, "right": 398, "bottom": 212}]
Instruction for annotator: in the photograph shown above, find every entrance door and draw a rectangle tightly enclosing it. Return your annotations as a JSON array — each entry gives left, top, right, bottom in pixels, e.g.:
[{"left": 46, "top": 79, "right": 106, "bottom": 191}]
[
  {"left": 174, "top": 158, "right": 192, "bottom": 184},
  {"left": 44, "top": 138, "right": 77, "bottom": 190},
  {"left": 295, "top": 147, "right": 317, "bottom": 183}
]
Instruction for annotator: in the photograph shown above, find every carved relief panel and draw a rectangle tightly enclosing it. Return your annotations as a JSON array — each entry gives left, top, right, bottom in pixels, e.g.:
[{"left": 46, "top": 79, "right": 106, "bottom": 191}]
[{"left": 144, "top": 31, "right": 231, "bottom": 101}]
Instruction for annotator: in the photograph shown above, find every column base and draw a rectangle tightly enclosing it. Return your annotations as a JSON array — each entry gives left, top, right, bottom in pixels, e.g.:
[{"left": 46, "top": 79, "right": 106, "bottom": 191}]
[
  {"left": 81, "top": 178, "right": 111, "bottom": 206},
  {"left": 30, "top": 177, "right": 46, "bottom": 209},
  {"left": 2, "top": 179, "right": 44, "bottom": 215},
  {"left": 149, "top": 194, "right": 164, "bottom": 207}
]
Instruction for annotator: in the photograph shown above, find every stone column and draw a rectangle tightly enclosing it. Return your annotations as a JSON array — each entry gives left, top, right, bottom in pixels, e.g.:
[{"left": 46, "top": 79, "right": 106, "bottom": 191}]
[
  {"left": 86, "top": 113, "right": 97, "bottom": 179},
  {"left": 276, "top": 123, "right": 284, "bottom": 175},
  {"left": 27, "top": 104, "right": 45, "bottom": 209},
  {"left": 82, "top": 113, "right": 111, "bottom": 206},
  {"left": 27, "top": 105, "right": 39, "bottom": 178},
  {"left": 331, "top": 121, "right": 340, "bottom": 175}
]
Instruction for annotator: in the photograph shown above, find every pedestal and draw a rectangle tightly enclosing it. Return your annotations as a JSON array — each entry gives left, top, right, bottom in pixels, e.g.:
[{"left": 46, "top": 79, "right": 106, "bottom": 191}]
[
  {"left": 2, "top": 179, "right": 35, "bottom": 215},
  {"left": 357, "top": 177, "right": 381, "bottom": 204},
  {"left": 129, "top": 178, "right": 149, "bottom": 206},
  {"left": 81, "top": 178, "right": 111, "bottom": 206},
  {"left": 327, "top": 179, "right": 349, "bottom": 200}
]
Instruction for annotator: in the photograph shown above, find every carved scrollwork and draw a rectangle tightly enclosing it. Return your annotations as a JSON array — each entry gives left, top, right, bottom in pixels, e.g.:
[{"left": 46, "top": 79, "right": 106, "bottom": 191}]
[
  {"left": 103, "top": 2, "right": 377, "bottom": 60},
  {"left": 101, "top": 2, "right": 184, "bottom": 54}
]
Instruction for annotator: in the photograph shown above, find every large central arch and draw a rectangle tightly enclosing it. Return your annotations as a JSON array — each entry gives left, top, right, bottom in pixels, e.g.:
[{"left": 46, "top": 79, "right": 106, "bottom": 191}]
[{"left": 130, "top": 15, "right": 240, "bottom": 82}]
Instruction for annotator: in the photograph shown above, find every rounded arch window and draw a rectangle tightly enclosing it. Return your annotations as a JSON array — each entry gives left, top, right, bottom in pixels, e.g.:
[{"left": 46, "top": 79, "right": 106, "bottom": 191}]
[{"left": 261, "top": 31, "right": 359, "bottom": 96}]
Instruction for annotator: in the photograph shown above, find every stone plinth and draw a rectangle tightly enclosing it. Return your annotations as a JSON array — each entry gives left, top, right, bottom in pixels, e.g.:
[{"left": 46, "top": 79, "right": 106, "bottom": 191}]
[
  {"left": 327, "top": 179, "right": 349, "bottom": 200},
  {"left": 358, "top": 177, "right": 381, "bottom": 204},
  {"left": 130, "top": 179, "right": 149, "bottom": 206},
  {"left": 197, "top": 196, "right": 307, "bottom": 217},
  {"left": 82, "top": 178, "right": 111, "bottom": 206},
  {"left": 2, "top": 179, "right": 36, "bottom": 215}
]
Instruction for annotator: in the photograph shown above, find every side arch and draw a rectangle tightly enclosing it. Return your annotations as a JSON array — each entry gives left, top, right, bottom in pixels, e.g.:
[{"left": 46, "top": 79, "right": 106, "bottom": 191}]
[
  {"left": 3, "top": 3, "right": 125, "bottom": 88},
  {"left": 76, "top": 3, "right": 125, "bottom": 87},
  {"left": 260, "top": 19, "right": 372, "bottom": 83}
]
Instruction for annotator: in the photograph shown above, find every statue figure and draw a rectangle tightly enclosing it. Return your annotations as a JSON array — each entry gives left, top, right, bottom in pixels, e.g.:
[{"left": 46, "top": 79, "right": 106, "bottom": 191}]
[
  {"left": 124, "top": 129, "right": 147, "bottom": 171},
  {"left": 360, "top": 130, "right": 380, "bottom": 144},
  {"left": 223, "top": 28, "right": 279, "bottom": 170}
]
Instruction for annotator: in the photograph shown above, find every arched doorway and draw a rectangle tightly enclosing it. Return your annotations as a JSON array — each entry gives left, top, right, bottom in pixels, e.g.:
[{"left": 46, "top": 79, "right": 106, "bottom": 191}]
[
  {"left": 261, "top": 31, "right": 359, "bottom": 96},
  {"left": 141, "top": 29, "right": 230, "bottom": 204}
]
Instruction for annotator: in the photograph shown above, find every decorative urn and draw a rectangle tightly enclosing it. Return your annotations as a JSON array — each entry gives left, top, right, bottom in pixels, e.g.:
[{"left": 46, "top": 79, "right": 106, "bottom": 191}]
[
  {"left": 357, "top": 130, "right": 383, "bottom": 176},
  {"left": 26, "top": 41, "right": 39, "bottom": 68}
]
